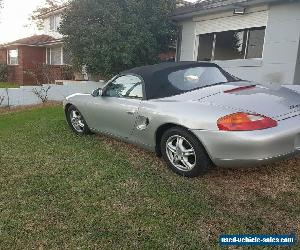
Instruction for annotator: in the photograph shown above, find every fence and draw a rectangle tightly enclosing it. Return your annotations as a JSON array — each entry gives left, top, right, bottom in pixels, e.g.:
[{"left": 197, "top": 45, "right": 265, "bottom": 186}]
[{"left": 0, "top": 81, "right": 103, "bottom": 107}]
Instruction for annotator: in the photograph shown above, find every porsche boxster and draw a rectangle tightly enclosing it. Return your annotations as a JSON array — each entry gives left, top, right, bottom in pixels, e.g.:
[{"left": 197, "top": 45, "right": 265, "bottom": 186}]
[{"left": 63, "top": 62, "right": 300, "bottom": 177}]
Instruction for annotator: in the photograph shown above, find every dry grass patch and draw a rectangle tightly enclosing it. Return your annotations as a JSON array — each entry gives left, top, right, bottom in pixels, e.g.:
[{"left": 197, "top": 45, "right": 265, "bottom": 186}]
[{"left": 0, "top": 101, "right": 61, "bottom": 115}]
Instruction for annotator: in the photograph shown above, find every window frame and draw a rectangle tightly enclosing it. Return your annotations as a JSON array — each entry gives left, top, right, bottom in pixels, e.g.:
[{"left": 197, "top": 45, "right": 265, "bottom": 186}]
[
  {"left": 197, "top": 26, "right": 266, "bottom": 62},
  {"left": 7, "top": 48, "right": 19, "bottom": 65},
  {"left": 46, "top": 46, "right": 64, "bottom": 65},
  {"left": 49, "top": 14, "right": 60, "bottom": 32},
  {"left": 103, "top": 74, "right": 146, "bottom": 100}
]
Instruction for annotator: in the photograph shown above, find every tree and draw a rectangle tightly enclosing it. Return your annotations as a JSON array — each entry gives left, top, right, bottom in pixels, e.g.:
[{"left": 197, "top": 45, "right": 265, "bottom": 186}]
[
  {"left": 60, "top": 0, "right": 177, "bottom": 77},
  {"left": 0, "top": 0, "right": 3, "bottom": 15}
]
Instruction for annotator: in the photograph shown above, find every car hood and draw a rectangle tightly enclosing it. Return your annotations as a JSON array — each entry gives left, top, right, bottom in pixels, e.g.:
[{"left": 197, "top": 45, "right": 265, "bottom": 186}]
[{"left": 159, "top": 81, "right": 300, "bottom": 120}]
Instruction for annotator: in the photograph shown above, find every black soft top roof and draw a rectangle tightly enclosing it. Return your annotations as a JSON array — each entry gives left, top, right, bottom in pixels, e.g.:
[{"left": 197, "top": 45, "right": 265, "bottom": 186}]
[{"left": 121, "top": 61, "right": 221, "bottom": 100}]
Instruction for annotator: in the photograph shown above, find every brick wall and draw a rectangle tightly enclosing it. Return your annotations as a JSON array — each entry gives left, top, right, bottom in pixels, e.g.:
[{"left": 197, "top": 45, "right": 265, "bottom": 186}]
[
  {"left": 8, "top": 65, "right": 23, "bottom": 84},
  {"left": 6, "top": 46, "right": 25, "bottom": 84},
  {"left": 22, "top": 46, "right": 46, "bottom": 85},
  {"left": 0, "top": 49, "right": 7, "bottom": 64}
]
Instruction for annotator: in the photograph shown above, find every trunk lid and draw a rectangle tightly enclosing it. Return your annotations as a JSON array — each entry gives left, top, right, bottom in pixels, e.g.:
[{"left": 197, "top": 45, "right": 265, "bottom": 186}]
[
  {"left": 199, "top": 82, "right": 300, "bottom": 120},
  {"left": 162, "top": 81, "right": 300, "bottom": 120}
]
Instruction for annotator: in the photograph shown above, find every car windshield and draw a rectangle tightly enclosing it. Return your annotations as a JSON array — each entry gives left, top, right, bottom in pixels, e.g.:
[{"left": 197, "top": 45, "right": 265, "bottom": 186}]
[{"left": 167, "top": 66, "right": 235, "bottom": 92}]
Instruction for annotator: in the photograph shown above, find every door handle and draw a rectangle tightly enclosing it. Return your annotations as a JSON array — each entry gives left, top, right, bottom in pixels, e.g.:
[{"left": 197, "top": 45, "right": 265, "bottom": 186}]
[{"left": 126, "top": 110, "right": 136, "bottom": 115}]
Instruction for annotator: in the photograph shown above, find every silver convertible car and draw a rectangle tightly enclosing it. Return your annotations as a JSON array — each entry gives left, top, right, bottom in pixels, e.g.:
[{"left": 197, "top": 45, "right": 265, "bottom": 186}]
[{"left": 64, "top": 62, "right": 300, "bottom": 177}]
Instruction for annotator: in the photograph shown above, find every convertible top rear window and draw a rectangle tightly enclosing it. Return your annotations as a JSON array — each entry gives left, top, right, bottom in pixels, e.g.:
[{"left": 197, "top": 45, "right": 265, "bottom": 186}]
[
  {"left": 148, "top": 66, "right": 236, "bottom": 99},
  {"left": 168, "top": 67, "right": 229, "bottom": 92}
]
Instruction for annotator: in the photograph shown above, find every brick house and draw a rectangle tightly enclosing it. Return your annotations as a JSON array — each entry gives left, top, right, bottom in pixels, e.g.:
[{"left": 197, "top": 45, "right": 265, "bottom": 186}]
[
  {"left": 0, "top": 35, "right": 73, "bottom": 84},
  {"left": 0, "top": 5, "right": 73, "bottom": 85}
]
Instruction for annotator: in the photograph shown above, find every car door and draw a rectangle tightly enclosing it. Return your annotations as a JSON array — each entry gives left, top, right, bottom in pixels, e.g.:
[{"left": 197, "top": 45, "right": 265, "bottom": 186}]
[{"left": 86, "top": 74, "right": 144, "bottom": 139}]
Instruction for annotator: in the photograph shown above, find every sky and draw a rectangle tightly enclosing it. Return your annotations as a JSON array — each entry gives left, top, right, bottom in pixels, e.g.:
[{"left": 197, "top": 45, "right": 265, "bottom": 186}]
[{"left": 0, "top": 0, "right": 198, "bottom": 44}]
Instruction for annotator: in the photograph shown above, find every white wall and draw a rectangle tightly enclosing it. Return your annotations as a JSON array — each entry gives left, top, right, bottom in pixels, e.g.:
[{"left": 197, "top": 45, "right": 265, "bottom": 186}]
[
  {"left": 179, "top": 1, "right": 300, "bottom": 85},
  {"left": 180, "top": 20, "right": 196, "bottom": 61},
  {"left": 260, "top": 1, "right": 300, "bottom": 85},
  {"left": 0, "top": 82, "right": 103, "bottom": 108}
]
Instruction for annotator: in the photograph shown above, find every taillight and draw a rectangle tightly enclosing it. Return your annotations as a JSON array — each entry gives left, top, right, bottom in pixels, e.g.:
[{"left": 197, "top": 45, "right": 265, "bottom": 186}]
[{"left": 217, "top": 112, "right": 277, "bottom": 131}]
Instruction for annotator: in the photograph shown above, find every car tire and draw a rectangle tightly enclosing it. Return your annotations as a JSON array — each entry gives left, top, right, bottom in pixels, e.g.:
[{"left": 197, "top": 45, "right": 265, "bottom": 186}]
[
  {"left": 66, "top": 105, "right": 91, "bottom": 135},
  {"left": 161, "top": 127, "right": 213, "bottom": 177}
]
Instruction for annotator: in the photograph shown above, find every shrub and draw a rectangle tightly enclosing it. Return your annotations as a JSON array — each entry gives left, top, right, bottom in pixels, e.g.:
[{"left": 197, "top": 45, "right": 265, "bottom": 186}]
[
  {"left": 24, "top": 63, "right": 74, "bottom": 85},
  {"left": 24, "top": 64, "right": 74, "bottom": 103}
]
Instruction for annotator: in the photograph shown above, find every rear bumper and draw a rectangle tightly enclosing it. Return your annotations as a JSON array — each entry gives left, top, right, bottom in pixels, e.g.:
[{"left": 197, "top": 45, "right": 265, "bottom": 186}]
[
  {"left": 192, "top": 115, "right": 300, "bottom": 168},
  {"left": 211, "top": 150, "right": 300, "bottom": 168}
]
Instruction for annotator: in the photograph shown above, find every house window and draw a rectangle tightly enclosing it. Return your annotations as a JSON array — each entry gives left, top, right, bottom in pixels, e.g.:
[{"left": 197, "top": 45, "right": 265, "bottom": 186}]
[
  {"left": 47, "top": 48, "right": 51, "bottom": 64},
  {"left": 214, "top": 30, "right": 247, "bottom": 60},
  {"left": 46, "top": 47, "right": 62, "bottom": 65},
  {"left": 49, "top": 15, "right": 60, "bottom": 32},
  {"left": 46, "top": 47, "right": 71, "bottom": 65},
  {"left": 198, "top": 33, "right": 214, "bottom": 61},
  {"left": 8, "top": 49, "right": 18, "bottom": 65},
  {"left": 197, "top": 27, "right": 266, "bottom": 61},
  {"left": 246, "top": 28, "right": 266, "bottom": 59}
]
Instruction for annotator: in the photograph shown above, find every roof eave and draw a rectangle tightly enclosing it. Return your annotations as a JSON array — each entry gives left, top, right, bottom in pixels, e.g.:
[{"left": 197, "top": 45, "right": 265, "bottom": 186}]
[
  {"left": 42, "top": 39, "right": 64, "bottom": 47},
  {"left": 171, "top": 5, "right": 238, "bottom": 21},
  {"left": 171, "top": 0, "right": 281, "bottom": 21},
  {"left": 0, "top": 39, "right": 63, "bottom": 49}
]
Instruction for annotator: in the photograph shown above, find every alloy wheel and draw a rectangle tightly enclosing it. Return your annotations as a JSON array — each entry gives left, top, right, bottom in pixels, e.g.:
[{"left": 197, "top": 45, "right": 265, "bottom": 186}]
[
  {"left": 70, "top": 110, "right": 85, "bottom": 132},
  {"left": 165, "top": 135, "right": 196, "bottom": 171}
]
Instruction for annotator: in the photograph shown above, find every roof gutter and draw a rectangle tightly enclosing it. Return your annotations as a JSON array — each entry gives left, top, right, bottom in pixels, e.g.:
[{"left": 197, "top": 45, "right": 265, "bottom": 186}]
[{"left": 171, "top": 0, "right": 283, "bottom": 21}]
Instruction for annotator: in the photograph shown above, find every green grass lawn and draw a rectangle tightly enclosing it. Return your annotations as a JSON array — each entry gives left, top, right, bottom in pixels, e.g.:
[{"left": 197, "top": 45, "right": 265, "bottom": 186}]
[
  {"left": 0, "top": 105, "right": 299, "bottom": 249},
  {"left": 0, "top": 82, "right": 20, "bottom": 88}
]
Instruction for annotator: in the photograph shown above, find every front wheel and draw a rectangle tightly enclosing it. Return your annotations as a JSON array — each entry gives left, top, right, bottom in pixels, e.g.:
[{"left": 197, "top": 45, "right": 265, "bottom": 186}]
[
  {"left": 66, "top": 105, "right": 91, "bottom": 135},
  {"left": 161, "top": 127, "right": 213, "bottom": 177}
]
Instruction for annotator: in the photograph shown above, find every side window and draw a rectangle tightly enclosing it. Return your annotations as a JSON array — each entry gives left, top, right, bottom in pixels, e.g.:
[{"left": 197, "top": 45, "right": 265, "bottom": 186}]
[
  {"left": 197, "top": 27, "right": 266, "bottom": 61},
  {"left": 50, "top": 15, "right": 56, "bottom": 31},
  {"left": 104, "top": 75, "right": 143, "bottom": 99}
]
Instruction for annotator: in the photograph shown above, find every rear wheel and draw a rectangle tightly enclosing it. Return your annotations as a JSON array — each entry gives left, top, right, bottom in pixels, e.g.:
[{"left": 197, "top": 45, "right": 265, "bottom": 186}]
[
  {"left": 66, "top": 105, "right": 91, "bottom": 135},
  {"left": 161, "top": 127, "right": 213, "bottom": 177}
]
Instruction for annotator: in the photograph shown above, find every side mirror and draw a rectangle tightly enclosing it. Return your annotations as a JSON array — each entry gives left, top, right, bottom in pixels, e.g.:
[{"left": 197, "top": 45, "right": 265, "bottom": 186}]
[{"left": 92, "top": 88, "right": 103, "bottom": 97}]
